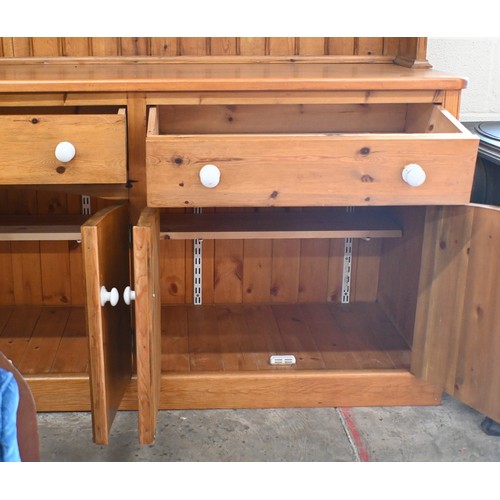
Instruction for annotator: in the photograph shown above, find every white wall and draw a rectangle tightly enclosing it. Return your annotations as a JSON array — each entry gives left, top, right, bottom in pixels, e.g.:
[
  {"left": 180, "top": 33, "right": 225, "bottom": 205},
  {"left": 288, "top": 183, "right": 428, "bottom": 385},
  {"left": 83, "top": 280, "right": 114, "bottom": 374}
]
[{"left": 428, "top": 38, "right": 500, "bottom": 122}]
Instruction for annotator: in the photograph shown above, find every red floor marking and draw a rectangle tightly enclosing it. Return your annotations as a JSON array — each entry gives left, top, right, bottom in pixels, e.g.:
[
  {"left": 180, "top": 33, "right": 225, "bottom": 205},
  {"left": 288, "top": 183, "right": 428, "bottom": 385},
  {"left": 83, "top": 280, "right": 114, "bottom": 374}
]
[{"left": 339, "top": 407, "right": 370, "bottom": 462}]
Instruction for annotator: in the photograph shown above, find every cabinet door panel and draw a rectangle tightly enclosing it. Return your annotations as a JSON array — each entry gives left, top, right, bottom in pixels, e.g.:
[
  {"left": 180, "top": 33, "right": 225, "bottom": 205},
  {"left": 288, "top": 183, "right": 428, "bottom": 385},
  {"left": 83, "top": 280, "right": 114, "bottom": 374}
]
[
  {"left": 133, "top": 207, "right": 161, "bottom": 444},
  {"left": 453, "top": 205, "right": 500, "bottom": 420},
  {"left": 412, "top": 204, "right": 500, "bottom": 421},
  {"left": 81, "top": 204, "right": 132, "bottom": 445}
]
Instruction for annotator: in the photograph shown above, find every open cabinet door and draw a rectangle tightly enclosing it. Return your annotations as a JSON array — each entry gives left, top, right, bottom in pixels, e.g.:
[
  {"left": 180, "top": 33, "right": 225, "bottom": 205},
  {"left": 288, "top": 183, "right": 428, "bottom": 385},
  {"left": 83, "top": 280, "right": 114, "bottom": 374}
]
[
  {"left": 411, "top": 204, "right": 500, "bottom": 422},
  {"left": 133, "top": 207, "right": 161, "bottom": 444},
  {"left": 81, "top": 204, "right": 133, "bottom": 445}
]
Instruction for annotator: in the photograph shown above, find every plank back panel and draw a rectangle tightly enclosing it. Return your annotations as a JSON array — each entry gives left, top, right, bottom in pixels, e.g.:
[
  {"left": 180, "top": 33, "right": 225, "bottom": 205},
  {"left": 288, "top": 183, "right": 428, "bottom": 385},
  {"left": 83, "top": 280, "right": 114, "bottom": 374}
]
[{"left": 0, "top": 37, "right": 425, "bottom": 62}]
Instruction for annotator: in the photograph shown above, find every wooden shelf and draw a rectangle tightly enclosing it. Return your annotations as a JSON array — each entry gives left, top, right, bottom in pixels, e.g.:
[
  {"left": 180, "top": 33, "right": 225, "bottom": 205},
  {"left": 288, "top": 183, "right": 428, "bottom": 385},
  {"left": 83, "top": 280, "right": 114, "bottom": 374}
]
[
  {"left": 160, "top": 209, "right": 402, "bottom": 240},
  {"left": 160, "top": 302, "right": 411, "bottom": 373},
  {"left": 0, "top": 215, "right": 86, "bottom": 241}
]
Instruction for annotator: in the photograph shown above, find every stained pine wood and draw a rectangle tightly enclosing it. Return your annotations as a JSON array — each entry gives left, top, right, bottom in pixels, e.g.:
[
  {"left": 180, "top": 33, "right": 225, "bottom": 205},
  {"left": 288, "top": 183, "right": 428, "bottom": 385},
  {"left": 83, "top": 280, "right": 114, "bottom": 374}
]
[
  {"left": 147, "top": 134, "right": 478, "bottom": 208},
  {"left": 160, "top": 210, "right": 402, "bottom": 241},
  {"left": 133, "top": 207, "right": 161, "bottom": 444},
  {"left": 81, "top": 204, "right": 132, "bottom": 445},
  {"left": 0, "top": 112, "right": 127, "bottom": 185},
  {"left": 0, "top": 62, "right": 467, "bottom": 93},
  {"left": 0, "top": 37, "right": 427, "bottom": 62},
  {"left": 411, "top": 206, "right": 473, "bottom": 390},
  {"left": 452, "top": 206, "right": 500, "bottom": 422}
]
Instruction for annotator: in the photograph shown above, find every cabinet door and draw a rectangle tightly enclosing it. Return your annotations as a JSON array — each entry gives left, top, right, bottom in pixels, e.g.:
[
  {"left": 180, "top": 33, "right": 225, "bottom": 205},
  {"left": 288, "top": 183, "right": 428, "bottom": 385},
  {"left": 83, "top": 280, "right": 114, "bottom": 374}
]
[
  {"left": 133, "top": 207, "right": 161, "bottom": 444},
  {"left": 411, "top": 204, "right": 500, "bottom": 422},
  {"left": 81, "top": 204, "right": 133, "bottom": 445}
]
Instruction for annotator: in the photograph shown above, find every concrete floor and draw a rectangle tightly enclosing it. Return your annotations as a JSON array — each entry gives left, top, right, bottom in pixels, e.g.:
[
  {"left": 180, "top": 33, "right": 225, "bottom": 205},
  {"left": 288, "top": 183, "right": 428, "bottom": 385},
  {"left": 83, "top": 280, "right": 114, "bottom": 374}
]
[{"left": 37, "top": 394, "right": 500, "bottom": 462}]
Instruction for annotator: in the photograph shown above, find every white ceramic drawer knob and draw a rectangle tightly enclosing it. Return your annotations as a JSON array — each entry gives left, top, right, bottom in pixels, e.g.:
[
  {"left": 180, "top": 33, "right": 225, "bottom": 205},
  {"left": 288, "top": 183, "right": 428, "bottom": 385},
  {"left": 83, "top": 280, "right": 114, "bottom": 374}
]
[
  {"left": 402, "top": 163, "right": 426, "bottom": 187},
  {"left": 199, "top": 164, "right": 221, "bottom": 188},
  {"left": 123, "top": 286, "right": 136, "bottom": 305},
  {"left": 100, "top": 286, "right": 119, "bottom": 307},
  {"left": 55, "top": 141, "right": 76, "bottom": 163}
]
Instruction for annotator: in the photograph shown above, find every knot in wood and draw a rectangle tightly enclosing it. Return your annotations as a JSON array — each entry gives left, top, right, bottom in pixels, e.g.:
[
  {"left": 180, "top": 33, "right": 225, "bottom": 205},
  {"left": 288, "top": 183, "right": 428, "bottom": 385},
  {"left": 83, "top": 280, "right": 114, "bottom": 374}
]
[{"left": 361, "top": 174, "right": 374, "bottom": 183}]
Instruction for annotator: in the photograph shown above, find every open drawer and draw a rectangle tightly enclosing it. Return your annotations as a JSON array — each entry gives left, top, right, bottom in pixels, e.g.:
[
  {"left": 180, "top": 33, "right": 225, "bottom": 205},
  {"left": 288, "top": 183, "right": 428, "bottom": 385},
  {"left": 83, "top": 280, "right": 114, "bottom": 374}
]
[
  {"left": 0, "top": 108, "right": 127, "bottom": 184},
  {"left": 146, "top": 103, "right": 479, "bottom": 207}
]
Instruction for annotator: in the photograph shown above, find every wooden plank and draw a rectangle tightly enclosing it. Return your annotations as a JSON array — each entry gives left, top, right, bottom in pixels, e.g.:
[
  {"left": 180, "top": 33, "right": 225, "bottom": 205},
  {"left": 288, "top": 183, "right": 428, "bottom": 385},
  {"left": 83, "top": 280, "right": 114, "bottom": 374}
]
[
  {"left": 298, "top": 38, "right": 326, "bottom": 56},
  {"left": 244, "top": 305, "right": 287, "bottom": 369},
  {"left": 214, "top": 239, "right": 244, "bottom": 303},
  {"left": 187, "top": 305, "right": 224, "bottom": 371},
  {"left": 179, "top": 38, "right": 207, "bottom": 56},
  {"left": 126, "top": 93, "right": 148, "bottom": 222},
  {"left": 11, "top": 241, "right": 43, "bottom": 305},
  {"left": 69, "top": 240, "right": 85, "bottom": 306},
  {"left": 327, "top": 38, "right": 355, "bottom": 55},
  {"left": 133, "top": 207, "right": 161, "bottom": 444},
  {"left": 411, "top": 206, "right": 473, "bottom": 390},
  {"left": 357, "top": 37, "right": 384, "bottom": 55},
  {"left": 147, "top": 134, "right": 477, "bottom": 208},
  {"left": 25, "top": 368, "right": 442, "bottom": 412},
  {"left": 298, "top": 239, "right": 330, "bottom": 302},
  {"left": 350, "top": 238, "right": 381, "bottom": 302},
  {"left": 161, "top": 305, "right": 190, "bottom": 372},
  {"left": 150, "top": 38, "right": 178, "bottom": 56},
  {"left": 18, "top": 307, "right": 69, "bottom": 374},
  {"left": 31, "top": 38, "right": 61, "bottom": 57},
  {"left": 215, "top": 305, "right": 260, "bottom": 371},
  {"left": 243, "top": 239, "right": 272, "bottom": 303},
  {"left": 121, "top": 37, "right": 149, "bottom": 56},
  {"left": 329, "top": 303, "right": 396, "bottom": 369},
  {"left": 156, "top": 103, "right": 407, "bottom": 135},
  {"left": 50, "top": 307, "right": 88, "bottom": 373},
  {"left": 82, "top": 203, "right": 132, "bottom": 445},
  {"left": 153, "top": 370, "right": 441, "bottom": 410},
  {"left": 239, "top": 38, "right": 267, "bottom": 56},
  {"left": 268, "top": 38, "right": 296, "bottom": 56},
  {"left": 62, "top": 38, "right": 90, "bottom": 57},
  {"left": 378, "top": 206, "right": 426, "bottom": 346},
  {"left": 272, "top": 304, "right": 325, "bottom": 369},
  {"left": 327, "top": 239, "right": 345, "bottom": 302},
  {"left": 160, "top": 210, "right": 403, "bottom": 240},
  {"left": 210, "top": 38, "right": 237, "bottom": 55},
  {"left": 160, "top": 239, "right": 186, "bottom": 304},
  {"left": 91, "top": 38, "right": 120, "bottom": 56},
  {"left": 0, "top": 242, "right": 14, "bottom": 305},
  {"left": 270, "top": 239, "right": 300, "bottom": 303},
  {"left": 451, "top": 206, "right": 500, "bottom": 422},
  {"left": 300, "top": 303, "right": 360, "bottom": 369},
  {"left": 0, "top": 113, "right": 127, "bottom": 185},
  {"left": 40, "top": 241, "right": 72, "bottom": 305},
  {"left": 0, "top": 306, "right": 41, "bottom": 366}
]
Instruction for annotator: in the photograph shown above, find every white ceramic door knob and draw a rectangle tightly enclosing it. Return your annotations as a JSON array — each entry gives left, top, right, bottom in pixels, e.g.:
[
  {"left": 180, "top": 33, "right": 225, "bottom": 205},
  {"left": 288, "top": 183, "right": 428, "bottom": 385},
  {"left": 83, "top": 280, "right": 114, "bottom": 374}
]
[
  {"left": 100, "top": 286, "right": 119, "bottom": 307},
  {"left": 123, "top": 286, "right": 136, "bottom": 305},
  {"left": 402, "top": 163, "right": 426, "bottom": 187},
  {"left": 199, "top": 164, "right": 221, "bottom": 188},
  {"left": 55, "top": 141, "right": 76, "bottom": 163}
]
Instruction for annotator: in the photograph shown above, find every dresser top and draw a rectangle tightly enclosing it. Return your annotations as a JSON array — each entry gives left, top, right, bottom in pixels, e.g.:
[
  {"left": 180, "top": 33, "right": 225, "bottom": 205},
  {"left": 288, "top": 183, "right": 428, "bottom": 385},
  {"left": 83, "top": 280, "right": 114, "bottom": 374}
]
[{"left": 0, "top": 60, "right": 468, "bottom": 93}]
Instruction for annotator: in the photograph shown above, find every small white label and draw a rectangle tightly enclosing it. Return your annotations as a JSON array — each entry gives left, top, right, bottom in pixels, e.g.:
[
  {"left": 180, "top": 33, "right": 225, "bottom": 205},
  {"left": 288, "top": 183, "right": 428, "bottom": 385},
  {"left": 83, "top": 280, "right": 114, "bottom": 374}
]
[{"left": 269, "top": 355, "right": 296, "bottom": 365}]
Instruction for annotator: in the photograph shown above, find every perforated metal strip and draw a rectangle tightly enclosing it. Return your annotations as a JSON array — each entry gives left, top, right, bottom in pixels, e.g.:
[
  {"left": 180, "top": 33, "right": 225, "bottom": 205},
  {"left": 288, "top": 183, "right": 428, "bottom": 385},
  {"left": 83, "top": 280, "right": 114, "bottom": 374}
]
[
  {"left": 341, "top": 207, "right": 355, "bottom": 304},
  {"left": 193, "top": 208, "right": 203, "bottom": 305}
]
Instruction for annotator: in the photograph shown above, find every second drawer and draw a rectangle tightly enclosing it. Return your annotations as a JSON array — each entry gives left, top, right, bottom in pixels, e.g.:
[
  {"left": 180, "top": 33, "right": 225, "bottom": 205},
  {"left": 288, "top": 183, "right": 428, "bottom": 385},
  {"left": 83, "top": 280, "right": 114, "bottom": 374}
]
[{"left": 146, "top": 103, "right": 479, "bottom": 207}]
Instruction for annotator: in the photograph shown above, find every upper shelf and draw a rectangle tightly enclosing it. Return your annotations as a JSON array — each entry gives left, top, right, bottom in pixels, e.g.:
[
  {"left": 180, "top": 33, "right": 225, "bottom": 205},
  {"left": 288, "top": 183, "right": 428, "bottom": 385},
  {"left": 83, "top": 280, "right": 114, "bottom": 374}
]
[
  {"left": 160, "top": 208, "right": 403, "bottom": 240},
  {"left": 0, "top": 60, "right": 468, "bottom": 93}
]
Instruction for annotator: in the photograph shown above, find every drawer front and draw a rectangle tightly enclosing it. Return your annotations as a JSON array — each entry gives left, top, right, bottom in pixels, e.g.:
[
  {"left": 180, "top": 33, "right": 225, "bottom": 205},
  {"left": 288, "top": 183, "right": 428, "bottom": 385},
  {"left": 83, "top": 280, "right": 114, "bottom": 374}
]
[
  {"left": 146, "top": 133, "right": 478, "bottom": 207},
  {"left": 0, "top": 112, "right": 127, "bottom": 184}
]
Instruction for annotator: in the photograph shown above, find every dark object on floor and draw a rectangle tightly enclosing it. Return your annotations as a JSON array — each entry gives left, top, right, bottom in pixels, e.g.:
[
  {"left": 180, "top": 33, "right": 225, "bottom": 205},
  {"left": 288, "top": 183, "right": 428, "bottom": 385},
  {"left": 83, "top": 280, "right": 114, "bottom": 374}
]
[{"left": 481, "top": 417, "right": 500, "bottom": 436}]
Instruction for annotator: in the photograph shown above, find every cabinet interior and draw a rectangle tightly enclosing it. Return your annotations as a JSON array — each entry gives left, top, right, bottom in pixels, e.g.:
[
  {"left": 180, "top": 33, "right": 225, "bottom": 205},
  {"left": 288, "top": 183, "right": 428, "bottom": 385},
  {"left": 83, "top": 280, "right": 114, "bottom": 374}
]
[{"left": 0, "top": 193, "right": 426, "bottom": 381}]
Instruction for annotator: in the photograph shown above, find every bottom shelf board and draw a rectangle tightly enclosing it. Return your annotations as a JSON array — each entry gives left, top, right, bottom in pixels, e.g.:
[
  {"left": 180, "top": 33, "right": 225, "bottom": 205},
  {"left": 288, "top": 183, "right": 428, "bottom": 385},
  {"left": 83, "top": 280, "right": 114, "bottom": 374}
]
[
  {"left": 161, "top": 302, "right": 411, "bottom": 373},
  {"left": 0, "top": 305, "right": 88, "bottom": 375}
]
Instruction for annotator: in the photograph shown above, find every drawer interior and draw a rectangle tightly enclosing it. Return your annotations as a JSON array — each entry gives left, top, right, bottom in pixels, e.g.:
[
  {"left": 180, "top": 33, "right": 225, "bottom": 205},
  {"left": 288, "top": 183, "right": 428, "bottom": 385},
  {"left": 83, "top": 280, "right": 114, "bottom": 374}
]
[{"left": 152, "top": 103, "right": 465, "bottom": 136}]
